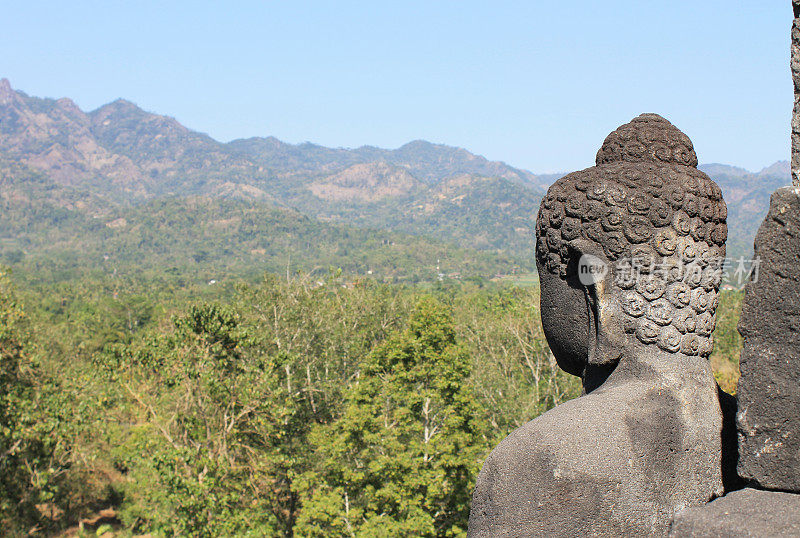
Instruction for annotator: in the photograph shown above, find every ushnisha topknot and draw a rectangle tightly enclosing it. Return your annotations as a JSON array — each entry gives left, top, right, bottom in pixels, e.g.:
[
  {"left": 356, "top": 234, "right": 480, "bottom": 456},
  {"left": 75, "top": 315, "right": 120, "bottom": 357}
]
[
  {"left": 535, "top": 114, "right": 726, "bottom": 358},
  {"left": 596, "top": 113, "right": 699, "bottom": 168}
]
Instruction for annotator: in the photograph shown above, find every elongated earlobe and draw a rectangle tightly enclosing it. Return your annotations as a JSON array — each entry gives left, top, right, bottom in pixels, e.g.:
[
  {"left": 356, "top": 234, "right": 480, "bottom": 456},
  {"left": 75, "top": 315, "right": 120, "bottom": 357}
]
[
  {"left": 586, "top": 275, "right": 624, "bottom": 366},
  {"left": 568, "top": 239, "right": 625, "bottom": 368}
]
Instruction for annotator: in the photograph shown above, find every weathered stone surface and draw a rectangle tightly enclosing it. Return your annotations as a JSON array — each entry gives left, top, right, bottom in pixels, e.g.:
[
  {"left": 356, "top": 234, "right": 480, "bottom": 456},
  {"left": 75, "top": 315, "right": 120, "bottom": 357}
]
[
  {"left": 468, "top": 115, "right": 728, "bottom": 537},
  {"left": 668, "top": 488, "right": 800, "bottom": 537},
  {"left": 737, "top": 185, "right": 800, "bottom": 491}
]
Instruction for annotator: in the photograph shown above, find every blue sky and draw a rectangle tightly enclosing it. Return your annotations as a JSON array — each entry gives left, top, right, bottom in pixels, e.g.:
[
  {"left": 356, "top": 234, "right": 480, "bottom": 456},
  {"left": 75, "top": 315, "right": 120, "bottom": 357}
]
[{"left": 0, "top": 1, "right": 792, "bottom": 173}]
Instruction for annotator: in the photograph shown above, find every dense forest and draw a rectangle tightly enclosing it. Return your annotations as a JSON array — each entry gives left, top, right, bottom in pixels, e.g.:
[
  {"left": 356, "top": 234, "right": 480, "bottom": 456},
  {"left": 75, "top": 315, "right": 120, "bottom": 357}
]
[{"left": 1, "top": 265, "right": 742, "bottom": 536}]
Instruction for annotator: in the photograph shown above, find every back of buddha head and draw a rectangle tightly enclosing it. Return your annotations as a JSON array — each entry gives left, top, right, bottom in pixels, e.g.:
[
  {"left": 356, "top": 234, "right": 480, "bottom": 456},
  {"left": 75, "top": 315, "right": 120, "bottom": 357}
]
[{"left": 535, "top": 114, "right": 728, "bottom": 373}]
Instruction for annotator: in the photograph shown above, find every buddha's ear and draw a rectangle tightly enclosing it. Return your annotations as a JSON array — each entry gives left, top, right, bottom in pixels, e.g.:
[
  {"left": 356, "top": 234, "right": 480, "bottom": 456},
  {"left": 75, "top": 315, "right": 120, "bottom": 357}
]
[{"left": 567, "top": 239, "right": 625, "bottom": 367}]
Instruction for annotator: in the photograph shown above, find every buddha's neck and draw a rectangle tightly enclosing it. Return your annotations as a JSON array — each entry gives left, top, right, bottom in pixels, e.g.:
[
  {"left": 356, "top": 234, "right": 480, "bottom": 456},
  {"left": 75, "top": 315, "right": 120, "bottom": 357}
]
[{"left": 583, "top": 346, "right": 716, "bottom": 394}]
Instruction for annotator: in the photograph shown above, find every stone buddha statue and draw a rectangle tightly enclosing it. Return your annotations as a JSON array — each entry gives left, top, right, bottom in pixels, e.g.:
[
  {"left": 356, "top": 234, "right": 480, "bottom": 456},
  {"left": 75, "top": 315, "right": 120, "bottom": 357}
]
[{"left": 468, "top": 114, "right": 729, "bottom": 537}]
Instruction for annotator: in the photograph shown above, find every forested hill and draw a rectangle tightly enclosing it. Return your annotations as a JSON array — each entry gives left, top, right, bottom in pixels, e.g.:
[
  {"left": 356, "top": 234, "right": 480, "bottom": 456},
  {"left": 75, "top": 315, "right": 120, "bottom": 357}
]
[
  {"left": 0, "top": 164, "right": 524, "bottom": 284},
  {"left": 0, "top": 79, "right": 547, "bottom": 275},
  {"left": 0, "top": 78, "right": 545, "bottom": 200},
  {"left": 0, "top": 78, "right": 791, "bottom": 274}
]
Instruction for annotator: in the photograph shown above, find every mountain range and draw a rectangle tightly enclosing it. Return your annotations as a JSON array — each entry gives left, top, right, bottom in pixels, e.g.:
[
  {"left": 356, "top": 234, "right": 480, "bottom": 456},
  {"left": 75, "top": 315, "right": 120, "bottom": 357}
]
[{"left": 0, "top": 78, "right": 790, "bottom": 280}]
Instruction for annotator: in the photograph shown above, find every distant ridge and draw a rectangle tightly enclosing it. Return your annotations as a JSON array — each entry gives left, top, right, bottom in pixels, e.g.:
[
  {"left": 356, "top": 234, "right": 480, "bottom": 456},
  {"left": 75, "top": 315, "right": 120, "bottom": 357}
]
[{"left": 0, "top": 78, "right": 789, "bottom": 264}]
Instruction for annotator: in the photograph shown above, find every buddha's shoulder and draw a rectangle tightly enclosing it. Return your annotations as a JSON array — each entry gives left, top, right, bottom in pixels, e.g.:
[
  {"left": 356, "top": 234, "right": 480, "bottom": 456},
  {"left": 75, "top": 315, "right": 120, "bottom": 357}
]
[{"left": 487, "top": 385, "right": 649, "bottom": 470}]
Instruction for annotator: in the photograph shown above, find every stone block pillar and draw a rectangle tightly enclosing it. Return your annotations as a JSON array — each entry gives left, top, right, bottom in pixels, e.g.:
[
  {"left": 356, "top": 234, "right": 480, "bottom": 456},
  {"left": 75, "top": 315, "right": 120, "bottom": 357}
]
[{"left": 736, "top": 186, "right": 800, "bottom": 490}]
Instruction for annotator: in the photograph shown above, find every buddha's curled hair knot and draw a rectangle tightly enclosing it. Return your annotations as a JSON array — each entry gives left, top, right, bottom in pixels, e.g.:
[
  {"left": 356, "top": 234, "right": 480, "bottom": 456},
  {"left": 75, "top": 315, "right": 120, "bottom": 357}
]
[{"left": 596, "top": 114, "right": 699, "bottom": 168}]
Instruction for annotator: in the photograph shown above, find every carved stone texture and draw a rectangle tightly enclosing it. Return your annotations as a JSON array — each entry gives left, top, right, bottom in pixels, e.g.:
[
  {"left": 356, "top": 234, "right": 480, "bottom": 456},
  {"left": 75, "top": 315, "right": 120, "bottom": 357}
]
[
  {"left": 737, "top": 186, "right": 800, "bottom": 491},
  {"left": 468, "top": 115, "right": 729, "bottom": 537},
  {"left": 668, "top": 488, "right": 800, "bottom": 537}
]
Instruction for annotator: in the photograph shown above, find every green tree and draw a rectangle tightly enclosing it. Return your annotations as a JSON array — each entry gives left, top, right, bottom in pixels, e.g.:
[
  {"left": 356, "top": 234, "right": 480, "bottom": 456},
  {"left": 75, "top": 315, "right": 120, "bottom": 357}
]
[
  {"left": 295, "top": 297, "right": 486, "bottom": 537},
  {"left": 101, "top": 303, "right": 297, "bottom": 536},
  {"left": 0, "top": 270, "right": 64, "bottom": 534}
]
